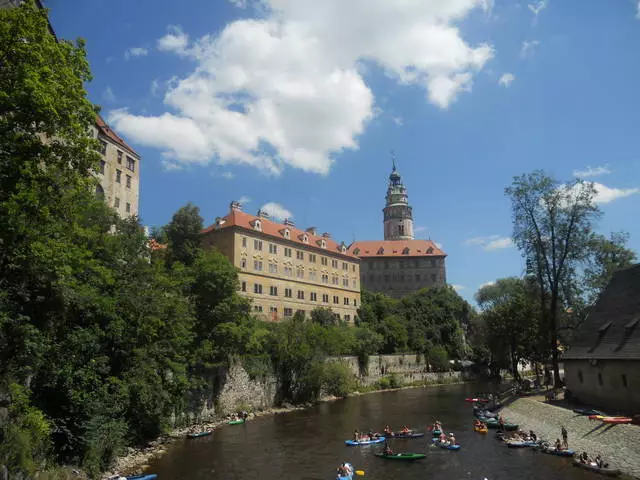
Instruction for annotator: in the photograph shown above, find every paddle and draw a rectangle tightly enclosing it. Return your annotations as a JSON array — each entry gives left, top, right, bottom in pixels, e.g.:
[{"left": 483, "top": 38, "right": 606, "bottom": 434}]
[{"left": 355, "top": 471, "right": 365, "bottom": 476}]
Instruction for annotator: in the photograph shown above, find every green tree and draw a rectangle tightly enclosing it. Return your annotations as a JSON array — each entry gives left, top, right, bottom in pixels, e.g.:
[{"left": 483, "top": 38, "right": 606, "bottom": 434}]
[
  {"left": 165, "top": 203, "right": 204, "bottom": 267},
  {"left": 310, "top": 307, "right": 339, "bottom": 327},
  {"left": 584, "top": 232, "right": 636, "bottom": 303},
  {"left": 505, "top": 171, "right": 601, "bottom": 386}
]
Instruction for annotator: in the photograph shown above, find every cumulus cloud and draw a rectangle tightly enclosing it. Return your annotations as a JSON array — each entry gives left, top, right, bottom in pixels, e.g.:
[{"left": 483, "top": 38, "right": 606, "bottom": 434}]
[
  {"left": 109, "top": 1, "right": 495, "bottom": 175},
  {"left": 229, "top": 0, "right": 248, "bottom": 7},
  {"left": 479, "top": 281, "right": 496, "bottom": 289},
  {"left": 520, "top": 40, "right": 540, "bottom": 58},
  {"left": 260, "top": 202, "right": 293, "bottom": 221},
  {"left": 591, "top": 182, "right": 639, "bottom": 204},
  {"left": 150, "top": 79, "right": 161, "bottom": 96},
  {"left": 238, "top": 195, "right": 252, "bottom": 205},
  {"left": 528, "top": 0, "right": 547, "bottom": 20},
  {"left": 465, "top": 235, "right": 513, "bottom": 251},
  {"left": 573, "top": 165, "right": 611, "bottom": 178},
  {"left": 498, "top": 73, "right": 515, "bottom": 87},
  {"left": 124, "top": 47, "right": 148, "bottom": 60},
  {"left": 157, "top": 25, "right": 189, "bottom": 54},
  {"left": 102, "top": 86, "right": 116, "bottom": 103}
]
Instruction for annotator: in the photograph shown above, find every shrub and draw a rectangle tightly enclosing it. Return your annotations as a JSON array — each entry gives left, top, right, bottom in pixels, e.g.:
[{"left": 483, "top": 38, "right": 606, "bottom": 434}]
[
  {"left": 377, "top": 374, "right": 402, "bottom": 390},
  {"left": 322, "top": 362, "right": 355, "bottom": 397}
]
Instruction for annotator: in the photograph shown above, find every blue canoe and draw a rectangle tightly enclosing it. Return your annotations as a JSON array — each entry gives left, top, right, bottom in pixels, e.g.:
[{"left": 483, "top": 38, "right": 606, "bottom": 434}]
[
  {"left": 538, "top": 447, "right": 575, "bottom": 457},
  {"left": 126, "top": 475, "right": 158, "bottom": 480},
  {"left": 336, "top": 462, "right": 354, "bottom": 480},
  {"left": 345, "top": 436, "right": 386, "bottom": 446},
  {"left": 187, "top": 431, "right": 212, "bottom": 439},
  {"left": 431, "top": 438, "right": 461, "bottom": 450},
  {"left": 389, "top": 432, "right": 425, "bottom": 439},
  {"left": 507, "top": 441, "right": 537, "bottom": 448}
]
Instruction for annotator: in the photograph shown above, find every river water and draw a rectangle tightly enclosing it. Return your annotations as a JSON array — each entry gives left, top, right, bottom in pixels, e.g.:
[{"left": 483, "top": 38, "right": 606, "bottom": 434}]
[{"left": 148, "top": 384, "right": 596, "bottom": 480}]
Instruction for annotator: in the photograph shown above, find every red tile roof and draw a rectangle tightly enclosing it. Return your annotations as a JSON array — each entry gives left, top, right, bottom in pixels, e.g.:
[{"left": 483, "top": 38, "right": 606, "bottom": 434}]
[
  {"left": 95, "top": 115, "right": 139, "bottom": 157},
  {"left": 147, "top": 239, "right": 167, "bottom": 251},
  {"left": 202, "top": 209, "right": 358, "bottom": 259},
  {"left": 349, "top": 239, "right": 446, "bottom": 257}
]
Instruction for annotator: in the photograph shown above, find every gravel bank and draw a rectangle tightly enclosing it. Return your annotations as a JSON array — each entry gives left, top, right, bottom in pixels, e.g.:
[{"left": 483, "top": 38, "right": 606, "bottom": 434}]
[{"left": 501, "top": 397, "right": 640, "bottom": 478}]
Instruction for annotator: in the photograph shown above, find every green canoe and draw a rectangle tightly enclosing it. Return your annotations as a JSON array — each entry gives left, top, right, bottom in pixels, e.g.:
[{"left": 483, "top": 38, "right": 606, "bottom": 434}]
[
  {"left": 228, "top": 419, "right": 245, "bottom": 425},
  {"left": 375, "top": 453, "right": 426, "bottom": 461}
]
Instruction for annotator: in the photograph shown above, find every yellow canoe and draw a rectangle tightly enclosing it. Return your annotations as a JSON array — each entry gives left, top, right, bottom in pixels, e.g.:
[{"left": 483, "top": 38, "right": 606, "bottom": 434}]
[{"left": 474, "top": 426, "right": 488, "bottom": 433}]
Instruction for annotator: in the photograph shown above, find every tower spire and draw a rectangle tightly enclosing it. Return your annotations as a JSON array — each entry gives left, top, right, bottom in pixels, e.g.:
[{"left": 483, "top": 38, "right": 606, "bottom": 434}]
[{"left": 391, "top": 149, "right": 396, "bottom": 172}]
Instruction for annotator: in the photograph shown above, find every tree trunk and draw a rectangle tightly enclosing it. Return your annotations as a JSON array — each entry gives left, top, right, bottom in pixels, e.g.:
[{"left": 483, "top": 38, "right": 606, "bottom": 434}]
[{"left": 549, "top": 294, "right": 561, "bottom": 387}]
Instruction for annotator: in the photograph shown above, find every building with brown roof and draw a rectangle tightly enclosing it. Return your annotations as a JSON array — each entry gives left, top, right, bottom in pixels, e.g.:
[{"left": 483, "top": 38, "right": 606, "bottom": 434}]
[
  {"left": 201, "top": 202, "right": 360, "bottom": 322},
  {"left": 350, "top": 162, "right": 447, "bottom": 298},
  {"left": 563, "top": 264, "right": 640, "bottom": 414}
]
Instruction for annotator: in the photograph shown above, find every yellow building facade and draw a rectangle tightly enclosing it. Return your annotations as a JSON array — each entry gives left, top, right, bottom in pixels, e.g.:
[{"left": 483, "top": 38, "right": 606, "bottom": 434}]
[{"left": 202, "top": 202, "right": 361, "bottom": 322}]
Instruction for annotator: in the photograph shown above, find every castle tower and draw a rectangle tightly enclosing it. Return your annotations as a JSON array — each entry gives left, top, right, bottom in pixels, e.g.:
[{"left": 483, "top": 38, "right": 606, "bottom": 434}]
[{"left": 383, "top": 155, "right": 414, "bottom": 240}]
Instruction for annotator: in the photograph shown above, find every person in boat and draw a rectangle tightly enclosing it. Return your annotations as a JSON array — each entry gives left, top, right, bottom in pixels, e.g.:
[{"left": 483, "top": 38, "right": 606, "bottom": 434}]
[
  {"left": 401, "top": 425, "right": 410, "bottom": 434},
  {"left": 498, "top": 415, "right": 505, "bottom": 431},
  {"left": 579, "top": 452, "right": 590, "bottom": 464},
  {"left": 353, "top": 429, "right": 359, "bottom": 441},
  {"left": 554, "top": 438, "right": 563, "bottom": 451},
  {"left": 561, "top": 425, "right": 568, "bottom": 448},
  {"left": 529, "top": 430, "right": 537, "bottom": 442},
  {"left": 384, "top": 425, "right": 392, "bottom": 436},
  {"left": 336, "top": 465, "right": 348, "bottom": 478},
  {"left": 342, "top": 463, "right": 353, "bottom": 476},
  {"left": 448, "top": 432, "right": 456, "bottom": 445},
  {"left": 439, "top": 431, "right": 447, "bottom": 443}
]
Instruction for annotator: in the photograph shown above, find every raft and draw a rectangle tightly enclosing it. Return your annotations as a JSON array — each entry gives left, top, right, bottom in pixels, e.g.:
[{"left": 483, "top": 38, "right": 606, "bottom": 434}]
[
  {"left": 228, "top": 419, "right": 245, "bottom": 425},
  {"left": 431, "top": 438, "right": 461, "bottom": 450},
  {"left": 126, "top": 475, "right": 158, "bottom": 480},
  {"left": 573, "top": 460, "right": 620, "bottom": 477},
  {"left": 186, "top": 431, "right": 212, "bottom": 438},
  {"left": 474, "top": 426, "right": 488, "bottom": 434},
  {"left": 375, "top": 452, "right": 426, "bottom": 461},
  {"left": 506, "top": 440, "right": 537, "bottom": 448},
  {"left": 390, "top": 432, "right": 425, "bottom": 439},
  {"left": 345, "top": 436, "right": 386, "bottom": 446},
  {"left": 337, "top": 462, "right": 354, "bottom": 480}
]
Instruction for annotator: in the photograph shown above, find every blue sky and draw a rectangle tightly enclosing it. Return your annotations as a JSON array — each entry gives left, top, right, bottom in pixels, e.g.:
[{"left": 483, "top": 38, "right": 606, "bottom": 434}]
[{"left": 48, "top": 0, "right": 640, "bottom": 303}]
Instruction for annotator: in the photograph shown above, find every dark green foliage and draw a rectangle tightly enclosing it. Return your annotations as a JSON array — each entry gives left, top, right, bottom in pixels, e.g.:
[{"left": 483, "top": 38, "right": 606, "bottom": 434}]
[
  {"left": 321, "top": 362, "right": 355, "bottom": 397},
  {"left": 377, "top": 374, "right": 401, "bottom": 390},
  {"left": 165, "top": 203, "right": 204, "bottom": 267}
]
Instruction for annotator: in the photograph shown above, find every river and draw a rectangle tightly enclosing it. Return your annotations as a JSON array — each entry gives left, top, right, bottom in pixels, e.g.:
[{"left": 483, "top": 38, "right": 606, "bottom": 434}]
[{"left": 147, "top": 384, "right": 597, "bottom": 480}]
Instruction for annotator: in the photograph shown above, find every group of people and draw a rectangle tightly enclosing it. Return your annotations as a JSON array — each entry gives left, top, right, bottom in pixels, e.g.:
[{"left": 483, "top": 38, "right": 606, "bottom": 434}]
[
  {"left": 473, "top": 419, "right": 487, "bottom": 429},
  {"left": 336, "top": 463, "right": 353, "bottom": 478},
  {"left": 578, "top": 452, "right": 609, "bottom": 468},
  {"left": 352, "top": 429, "right": 381, "bottom": 442},
  {"left": 229, "top": 411, "right": 248, "bottom": 421},
  {"left": 382, "top": 424, "right": 411, "bottom": 436},
  {"left": 436, "top": 430, "right": 456, "bottom": 446}
]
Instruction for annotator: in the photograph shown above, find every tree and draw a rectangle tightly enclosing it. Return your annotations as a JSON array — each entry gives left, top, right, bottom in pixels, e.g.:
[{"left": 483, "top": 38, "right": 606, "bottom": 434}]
[
  {"left": 505, "top": 171, "right": 601, "bottom": 386},
  {"left": 165, "top": 203, "right": 204, "bottom": 267},
  {"left": 310, "top": 307, "right": 339, "bottom": 327},
  {"left": 584, "top": 232, "right": 636, "bottom": 303}
]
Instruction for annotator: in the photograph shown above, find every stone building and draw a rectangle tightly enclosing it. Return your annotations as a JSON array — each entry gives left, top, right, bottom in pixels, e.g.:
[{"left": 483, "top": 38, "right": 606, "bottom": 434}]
[
  {"left": 350, "top": 162, "right": 446, "bottom": 298},
  {"left": 201, "top": 202, "right": 361, "bottom": 322},
  {"left": 563, "top": 264, "right": 640, "bottom": 414}
]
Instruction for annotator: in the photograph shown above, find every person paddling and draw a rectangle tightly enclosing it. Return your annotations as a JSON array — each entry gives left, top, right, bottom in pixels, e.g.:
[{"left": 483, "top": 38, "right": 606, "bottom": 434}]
[{"left": 561, "top": 425, "right": 568, "bottom": 448}]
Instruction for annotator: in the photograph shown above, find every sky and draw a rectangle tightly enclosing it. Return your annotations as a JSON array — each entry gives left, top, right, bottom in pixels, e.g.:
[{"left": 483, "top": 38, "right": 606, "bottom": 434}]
[{"left": 47, "top": 0, "right": 640, "bottom": 303}]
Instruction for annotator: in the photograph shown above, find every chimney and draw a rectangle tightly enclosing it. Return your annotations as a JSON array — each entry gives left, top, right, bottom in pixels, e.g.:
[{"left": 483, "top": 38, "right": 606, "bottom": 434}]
[
  {"left": 283, "top": 218, "right": 295, "bottom": 227},
  {"left": 230, "top": 201, "right": 242, "bottom": 212},
  {"left": 306, "top": 226, "right": 317, "bottom": 236},
  {"left": 322, "top": 232, "right": 331, "bottom": 238},
  {"left": 257, "top": 209, "right": 270, "bottom": 219}
]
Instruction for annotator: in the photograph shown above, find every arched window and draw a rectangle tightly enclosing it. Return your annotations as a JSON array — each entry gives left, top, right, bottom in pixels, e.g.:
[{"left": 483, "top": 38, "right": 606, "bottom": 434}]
[{"left": 398, "top": 224, "right": 405, "bottom": 236}]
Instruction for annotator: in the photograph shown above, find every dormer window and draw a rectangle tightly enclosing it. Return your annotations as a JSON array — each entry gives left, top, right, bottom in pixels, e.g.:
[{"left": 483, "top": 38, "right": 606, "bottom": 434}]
[
  {"left": 321, "top": 239, "right": 327, "bottom": 249},
  {"left": 251, "top": 219, "right": 262, "bottom": 231},
  {"left": 283, "top": 229, "right": 290, "bottom": 239},
  {"left": 402, "top": 247, "right": 410, "bottom": 255},
  {"left": 377, "top": 247, "right": 384, "bottom": 255},
  {"left": 341, "top": 245, "right": 347, "bottom": 253},
  {"left": 353, "top": 248, "right": 360, "bottom": 255},
  {"left": 426, "top": 247, "right": 433, "bottom": 254},
  {"left": 303, "top": 234, "right": 309, "bottom": 244}
]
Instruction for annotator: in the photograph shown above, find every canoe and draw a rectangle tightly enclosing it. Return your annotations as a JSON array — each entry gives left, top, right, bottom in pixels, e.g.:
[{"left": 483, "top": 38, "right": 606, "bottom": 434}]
[
  {"left": 126, "top": 475, "right": 158, "bottom": 480},
  {"left": 573, "top": 460, "right": 620, "bottom": 477},
  {"left": 375, "top": 452, "right": 426, "bottom": 461},
  {"left": 228, "top": 419, "right": 245, "bottom": 425},
  {"left": 506, "top": 441, "right": 537, "bottom": 448},
  {"left": 186, "top": 431, "right": 212, "bottom": 438},
  {"left": 465, "top": 397, "right": 489, "bottom": 403},
  {"left": 431, "top": 438, "right": 461, "bottom": 450},
  {"left": 573, "top": 408, "right": 604, "bottom": 416},
  {"left": 474, "top": 426, "right": 488, "bottom": 434},
  {"left": 389, "top": 432, "right": 425, "bottom": 439},
  {"left": 337, "top": 462, "right": 354, "bottom": 480},
  {"left": 345, "top": 436, "right": 386, "bottom": 446},
  {"left": 602, "top": 417, "right": 632, "bottom": 424},
  {"left": 536, "top": 447, "right": 575, "bottom": 457}
]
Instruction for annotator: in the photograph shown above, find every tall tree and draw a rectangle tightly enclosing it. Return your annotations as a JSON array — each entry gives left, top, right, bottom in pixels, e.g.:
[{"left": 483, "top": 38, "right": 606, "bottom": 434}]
[
  {"left": 505, "top": 171, "right": 601, "bottom": 386},
  {"left": 584, "top": 232, "right": 636, "bottom": 303},
  {"left": 165, "top": 203, "right": 204, "bottom": 267}
]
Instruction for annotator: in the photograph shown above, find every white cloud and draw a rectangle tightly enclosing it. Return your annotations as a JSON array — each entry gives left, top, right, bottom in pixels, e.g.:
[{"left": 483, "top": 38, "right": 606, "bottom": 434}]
[
  {"left": 452, "top": 284, "right": 466, "bottom": 291},
  {"left": 150, "top": 79, "right": 161, "bottom": 97},
  {"left": 464, "top": 234, "right": 500, "bottom": 246},
  {"left": 102, "top": 86, "right": 116, "bottom": 103},
  {"left": 260, "top": 202, "right": 293, "bottom": 221},
  {"left": 520, "top": 40, "right": 540, "bottom": 58},
  {"left": 591, "top": 182, "right": 639, "bottom": 204},
  {"left": 498, "top": 72, "right": 515, "bottom": 87},
  {"left": 229, "top": 0, "right": 248, "bottom": 7},
  {"left": 479, "top": 281, "right": 495, "bottom": 289},
  {"left": 572, "top": 165, "right": 611, "bottom": 178},
  {"left": 110, "top": 1, "right": 495, "bottom": 175},
  {"left": 484, "top": 237, "right": 513, "bottom": 250},
  {"left": 221, "top": 171, "right": 235, "bottom": 180},
  {"left": 528, "top": 0, "right": 547, "bottom": 19},
  {"left": 239, "top": 195, "right": 252, "bottom": 205},
  {"left": 124, "top": 47, "right": 149, "bottom": 60},
  {"left": 392, "top": 116, "right": 404, "bottom": 126},
  {"left": 162, "top": 160, "right": 183, "bottom": 171},
  {"left": 157, "top": 25, "right": 189, "bottom": 55}
]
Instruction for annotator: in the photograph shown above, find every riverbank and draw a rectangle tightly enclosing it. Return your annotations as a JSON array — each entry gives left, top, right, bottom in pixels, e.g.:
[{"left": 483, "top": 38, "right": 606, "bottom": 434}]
[{"left": 501, "top": 397, "right": 640, "bottom": 478}]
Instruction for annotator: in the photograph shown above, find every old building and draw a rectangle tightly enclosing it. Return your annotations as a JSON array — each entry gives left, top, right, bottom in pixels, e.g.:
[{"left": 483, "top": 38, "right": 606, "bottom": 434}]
[
  {"left": 201, "top": 202, "right": 361, "bottom": 322},
  {"left": 91, "top": 116, "right": 141, "bottom": 218},
  {"left": 350, "top": 161, "right": 446, "bottom": 298},
  {"left": 563, "top": 264, "right": 640, "bottom": 414}
]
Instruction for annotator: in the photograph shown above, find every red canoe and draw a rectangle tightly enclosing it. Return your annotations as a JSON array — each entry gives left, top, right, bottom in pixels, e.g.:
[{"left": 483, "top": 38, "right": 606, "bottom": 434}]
[
  {"left": 465, "top": 397, "right": 489, "bottom": 403},
  {"left": 602, "top": 417, "right": 632, "bottom": 424}
]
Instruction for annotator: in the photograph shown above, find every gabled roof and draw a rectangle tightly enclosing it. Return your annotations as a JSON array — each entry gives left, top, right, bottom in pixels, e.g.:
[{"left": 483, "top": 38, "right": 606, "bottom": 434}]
[
  {"left": 563, "top": 264, "right": 640, "bottom": 360},
  {"left": 349, "top": 239, "right": 446, "bottom": 258},
  {"left": 202, "top": 210, "right": 358, "bottom": 259},
  {"left": 95, "top": 115, "right": 139, "bottom": 158}
]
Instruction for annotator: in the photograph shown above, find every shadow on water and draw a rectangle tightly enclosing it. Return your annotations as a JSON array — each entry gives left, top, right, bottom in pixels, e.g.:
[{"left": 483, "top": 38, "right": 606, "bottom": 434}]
[{"left": 148, "top": 383, "right": 598, "bottom": 480}]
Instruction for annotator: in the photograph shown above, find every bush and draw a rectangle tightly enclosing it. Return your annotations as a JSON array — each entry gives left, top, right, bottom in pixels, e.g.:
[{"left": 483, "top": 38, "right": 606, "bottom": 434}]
[
  {"left": 322, "top": 362, "right": 354, "bottom": 397},
  {"left": 377, "top": 374, "right": 402, "bottom": 390},
  {"left": 428, "top": 346, "right": 450, "bottom": 372}
]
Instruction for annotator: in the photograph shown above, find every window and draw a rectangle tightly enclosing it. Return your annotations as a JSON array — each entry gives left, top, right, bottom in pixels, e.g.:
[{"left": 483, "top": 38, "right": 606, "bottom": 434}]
[
  {"left": 414, "top": 260, "right": 420, "bottom": 268},
  {"left": 431, "top": 274, "right": 436, "bottom": 282},
  {"left": 284, "top": 308, "right": 293, "bottom": 317},
  {"left": 126, "top": 175, "right": 131, "bottom": 188},
  {"left": 117, "top": 150, "right": 123, "bottom": 163},
  {"left": 269, "top": 264, "right": 278, "bottom": 274},
  {"left": 368, "top": 263, "right": 374, "bottom": 270},
  {"left": 242, "top": 237, "right": 247, "bottom": 248},
  {"left": 254, "top": 240, "right": 263, "bottom": 251},
  {"left": 309, "top": 254, "right": 316, "bottom": 263},
  {"left": 353, "top": 299, "right": 357, "bottom": 307},
  {"left": 332, "top": 275, "right": 339, "bottom": 285},
  {"left": 241, "top": 281, "right": 246, "bottom": 292},
  {"left": 384, "top": 274, "right": 389, "bottom": 283},
  {"left": 622, "top": 374, "right": 628, "bottom": 388},
  {"left": 114, "top": 197, "right": 120, "bottom": 208},
  {"left": 269, "top": 286, "right": 278, "bottom": 296},
  {"left": 332, "top": 259, "right": 338, "bottom": 268},
  {"left": 598, "top": 373, "right": 603, "bottom": 386},
  {"left": 322, "top": 274, "right": 328, "bottom": 284},
  {"left": 253, "top": 260, "right": 263, "bottom": 271},
  {"left": 283, "top": 229, "right": 290, "bottom": 239},
  {"left": 352, "top": 279, "right": 357, "bottom": 289},
  {"left": 322, "top": 294, "right": 329, "bottom": 303},
  {"left": 284, "top": 266, "right": 293, "bottom": 276},
  {"left": 254, "top": 284, "right": 263, "bottom": 294},
  {"left": 310, "top": 292, "right": 317, "bottom": 301},
  {"left": 309, "top": 271, "right": 317, "bottom": 281},
  {"left": 125, "top": 203, "right": 131, "bottom": 213},
  {"left": 270, "top": 307, "right": 278, "bottom": 313},
  {"left": 284, "top": 248, "right": 292, "bottom": 257},
  {"left": 321, "top": 257, "right": 328, "bottom": 266},
  {"left": 126, "top": 156, "right": 135, "bottom": 172},
  {"left": 415, "top": 273, "right": 421, "bottom": 281},
  {"left": 296, "top": 251, "right": 304, "bottom": 260},
  {"left": 398, "top": 224, "right": 404, "bottom": 236},
  {"left": 253, "top": 220, "right": 262, "bottom": 231},
  {"left": 343, "top": 297, "right": 349, "bottom": 305},
  {"left": 99, "top": 160, "right": 106, "bottom": 174},
  {"left": 320, "top": 239, "right": 326, "bottom": 248},
  {"left": 296, "top": 268, "right": 304, "bottom": 279},
  {"left": 116, "top": 169, "right": 122, "bottom": 183},
  {"left": 343, "top": 278, "right": 349, "bottom": 287},
  {"left": 99, "top": 140, "right": 107, "bottom": 155},
  {"left": 333, "top": 296, "right": 339, "bottom": 304},
  {"left": 352, "top": 265, "right": 356, "bottom": 272},
  {"left": 302, "top": 234, "right": 309, "bottom": 244},
  {"left": 342, "top": 262, "right": 348, "bottom": 270},
  {"left": 269, "top": 244, "right": 277, "bottom": 254},
  {"left": 253, "top": 305, "right": 263, "bottom": 312},
  {"left": 400, "top": 274, "right": 405, "bottom": 282},
  {"left": 285, "top": 288, "right": 292, "bottom": 298},
  {"left": 241, "top": 258, "right": 247, "bottom": 268},
  {"left": 399, "top": 260, "right": 404, "bottom": 268},
  {"left": 402, "top": 247, "right": 410, "bottom": 255},
  {"left": 297, "top": 290, "right": 305, "bottom": 300},
  {"left": 344, "top": 315, "right": 351, "bottom": 322}
]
